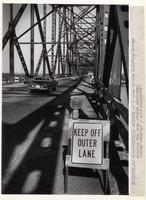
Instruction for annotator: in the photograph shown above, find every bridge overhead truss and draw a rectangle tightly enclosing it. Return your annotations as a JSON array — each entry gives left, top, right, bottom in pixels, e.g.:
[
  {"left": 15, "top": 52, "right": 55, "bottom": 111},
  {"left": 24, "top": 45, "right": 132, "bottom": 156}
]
[{"left": 3, "top": 4, "right": 128, "bottom": 97}]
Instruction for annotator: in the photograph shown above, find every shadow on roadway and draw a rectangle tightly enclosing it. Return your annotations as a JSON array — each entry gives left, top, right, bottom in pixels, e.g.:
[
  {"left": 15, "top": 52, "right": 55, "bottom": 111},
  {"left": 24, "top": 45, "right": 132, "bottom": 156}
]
[{"left": 2, "top": 81, "right": 79, "bottom": 194}]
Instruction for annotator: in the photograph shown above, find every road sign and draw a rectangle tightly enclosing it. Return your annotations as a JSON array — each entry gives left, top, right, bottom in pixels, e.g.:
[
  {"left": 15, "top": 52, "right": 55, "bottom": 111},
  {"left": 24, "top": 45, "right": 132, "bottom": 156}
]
[
  {"left": 65, "top": 118, "right": 110, "bottom": 193},
  {"left": 71, "top": 122, "right": 103, "bottom": 165}
]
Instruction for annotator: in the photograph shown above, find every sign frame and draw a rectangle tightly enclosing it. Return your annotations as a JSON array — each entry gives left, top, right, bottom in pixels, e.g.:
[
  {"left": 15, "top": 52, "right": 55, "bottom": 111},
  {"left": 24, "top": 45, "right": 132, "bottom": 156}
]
[{"left": 65, "top": 118, "right": 110, "bottom": 193}]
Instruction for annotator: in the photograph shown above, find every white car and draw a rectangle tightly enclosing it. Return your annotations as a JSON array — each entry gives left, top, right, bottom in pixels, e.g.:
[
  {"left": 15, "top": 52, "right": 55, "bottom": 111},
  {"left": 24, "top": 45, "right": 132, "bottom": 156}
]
[
  {"left": 71, "top": 76, "right": 79, "bottom": 81},
  {"left": 89, "top": 75, "right": 95, "bottom": 84},
  {"left": 14, "top": 76, "right": 20, "bottom": 83}
]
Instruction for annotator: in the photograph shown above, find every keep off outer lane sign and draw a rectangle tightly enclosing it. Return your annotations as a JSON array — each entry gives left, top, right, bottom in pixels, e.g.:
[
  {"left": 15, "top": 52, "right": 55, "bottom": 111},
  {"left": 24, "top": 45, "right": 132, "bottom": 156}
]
[{"left": 71, "top": 122, "right": 103, "bottom": 165}]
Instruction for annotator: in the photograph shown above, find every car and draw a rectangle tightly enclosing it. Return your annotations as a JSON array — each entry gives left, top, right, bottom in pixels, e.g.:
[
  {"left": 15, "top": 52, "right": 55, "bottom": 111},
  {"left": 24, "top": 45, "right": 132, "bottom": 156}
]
[
  {"left": 71, "top": 76, "right": 79, "bottom": 81},
  {"left": 6, "top": 77, "right": 15, "bottom": 83},
  {"left": 27, "top": 76, "right": 58, "bottom": 93},
  {"left": 2, "top": 77, "right": 7, "bottom": 83},
  {"left": 89, "top": 75, "right": 95, "bottom": 84},
  {"left": 24, "top": 75, "right": 35, "bottom": 84},
  {"left": 20, "top": 75, "right": 25, "bottom": 82},
  {"left": 14, "top": 76, "right": 20, "bottom": 83}
]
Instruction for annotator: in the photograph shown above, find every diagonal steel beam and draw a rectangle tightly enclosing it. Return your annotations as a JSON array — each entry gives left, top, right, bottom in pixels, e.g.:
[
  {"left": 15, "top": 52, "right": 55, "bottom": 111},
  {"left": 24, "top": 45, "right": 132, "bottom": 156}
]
[
  {"left": 49, "top": 5, "right": 96, "bottom": 66},
  {"left": 13, "top": 33, "right": 29, "bottom": 75},
  {"left": 54, "top": 6, "right": 96, "bottom": 46},
  {"left": 17, "top": 5, "right": 60, "bottom": 40},
  {"left": 3, "top": 4, "right": 27, "bottom": 50},
  {"left": 66, "top": 6, "right": 96, "bottom": 29},
  {"left": 78, "top": 6, "right": 96, "bottom": 21}
]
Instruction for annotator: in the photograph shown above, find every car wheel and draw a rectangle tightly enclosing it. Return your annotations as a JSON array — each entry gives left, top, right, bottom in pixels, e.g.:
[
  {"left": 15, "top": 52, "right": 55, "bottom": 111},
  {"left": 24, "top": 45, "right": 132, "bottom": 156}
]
[
  {"left": 49, "top": 86, "right": 52, "bottom": 93},
  {"left": 55, "top": 83, "right": 58, "bottom": 90}
]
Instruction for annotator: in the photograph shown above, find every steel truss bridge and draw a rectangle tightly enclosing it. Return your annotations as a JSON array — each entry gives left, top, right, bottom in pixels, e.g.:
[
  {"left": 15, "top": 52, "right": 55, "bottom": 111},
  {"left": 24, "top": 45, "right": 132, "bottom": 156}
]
[{"left": 2, "top": 4, "right": 129, "bottom": 151}]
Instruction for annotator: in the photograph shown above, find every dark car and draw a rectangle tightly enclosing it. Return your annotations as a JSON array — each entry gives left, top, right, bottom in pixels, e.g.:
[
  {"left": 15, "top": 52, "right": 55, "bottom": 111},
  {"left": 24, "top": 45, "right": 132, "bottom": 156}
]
[
  {"left": 20, "top": 75, "right": 25, "bottom": 82},
  {"left": 71, "top": 76, "right": 79, "bottom": 81},
  {"left": 24, "top": 75, "right": 35, "bottom": 84},
  {"left": 27, "top": 76, "right": 58, "bottom": 93}
]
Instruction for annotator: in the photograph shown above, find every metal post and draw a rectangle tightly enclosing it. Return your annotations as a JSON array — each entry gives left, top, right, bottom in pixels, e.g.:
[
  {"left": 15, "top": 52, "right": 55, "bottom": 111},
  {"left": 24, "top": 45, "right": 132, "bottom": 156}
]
[
  {"left": 67, "top": 8, "right": 71, "bottom": 75},
  {"left": 58, "top": 7, "right": 61, "bottom": 74},
  {"left": 52, "top": 7, "right": 64, "bottom": 75},
  {"left": 43, "top": 4, "right": 47, "bottom": 76},
  {"left": 104, "top": 141, "right": 109, "bottom": 194},
  {"left": 99, "top": 6, "right": 104, "bottom": 81},
  {"left": 51, "top": 5, "right": 56, "bottom": 74},
  {"left": 64, "top": 136, "right": 71, "bottom": 193},
  {"left": 114, "top": 5, "right": 129, "bottom": 98},
  {"left": 34, "top": 4, "right": 52, "bottom": 76},
  {"left": 62, "top": 8, "right": 66, "bottom": 75},
  {"left": 30, "top": 4, "right": 34, "bottom": 75},
  {"left": 104, "top": 109, "right": 110, "bottom": 194},
  {"left": 9, "top": 4, "right": 14, "bottom": 78},
  {"left": 95, "top": 6, "right": 99, "bottom": 80}
]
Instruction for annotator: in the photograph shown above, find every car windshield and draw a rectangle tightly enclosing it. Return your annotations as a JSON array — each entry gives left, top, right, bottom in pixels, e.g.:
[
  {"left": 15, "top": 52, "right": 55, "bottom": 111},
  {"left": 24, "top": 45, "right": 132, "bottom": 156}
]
[{"left": 34, "top": 77, "right": 42, "bottom": 81}]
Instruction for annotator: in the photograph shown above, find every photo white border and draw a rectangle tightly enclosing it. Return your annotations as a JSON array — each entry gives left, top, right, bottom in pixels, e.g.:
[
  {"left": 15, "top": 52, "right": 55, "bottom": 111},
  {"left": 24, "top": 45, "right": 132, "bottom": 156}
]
[{"left": 0, "top": 0, "right": 145, "bottom": 199}]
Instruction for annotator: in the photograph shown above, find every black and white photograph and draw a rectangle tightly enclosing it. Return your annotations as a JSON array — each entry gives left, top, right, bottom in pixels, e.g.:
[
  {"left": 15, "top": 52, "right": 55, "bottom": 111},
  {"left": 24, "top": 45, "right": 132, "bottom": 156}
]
[{"left": 1, "top": 2, "right": 145, "bottom": 197}]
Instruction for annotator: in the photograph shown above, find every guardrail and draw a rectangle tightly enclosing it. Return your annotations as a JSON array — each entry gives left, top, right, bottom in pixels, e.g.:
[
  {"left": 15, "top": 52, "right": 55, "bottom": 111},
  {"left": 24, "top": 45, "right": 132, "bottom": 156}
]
[{"left": 94, "top": 80, "right": 128, "bottom": 152}]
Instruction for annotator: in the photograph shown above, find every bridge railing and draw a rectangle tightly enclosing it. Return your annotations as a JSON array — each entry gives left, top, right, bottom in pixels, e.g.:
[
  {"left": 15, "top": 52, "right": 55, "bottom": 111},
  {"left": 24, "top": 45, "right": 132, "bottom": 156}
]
[{"left": 94, "top": 80, "right": 128, "bottom": 152}]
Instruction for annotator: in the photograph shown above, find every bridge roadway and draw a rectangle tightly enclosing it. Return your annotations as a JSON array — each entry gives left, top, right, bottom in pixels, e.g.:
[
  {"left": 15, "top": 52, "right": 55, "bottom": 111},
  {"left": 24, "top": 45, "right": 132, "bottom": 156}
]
[{"left": 2, "top": 77, "right": 128, "bottom": 195}]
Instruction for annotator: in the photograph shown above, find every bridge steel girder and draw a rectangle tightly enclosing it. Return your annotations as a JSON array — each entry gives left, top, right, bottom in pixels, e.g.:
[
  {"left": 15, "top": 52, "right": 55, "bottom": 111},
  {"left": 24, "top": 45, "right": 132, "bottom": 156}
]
[
  {"left": 34, "top": 4, "right": 47, "bottom": 76},
  {"left": 7, "top": 4, "right": 29, "bottom": 77},
  {"left": 55, "top": 7, "right": 63, "bottom": 75},
  {"left": 58, "top": 7, "right": 64, "bottom": 75},
  {"left": 35, "top": 49, "right": 45, "bottom": 76},
  {"left": 65, "top": 8, "right": 71, "bottom": 75},
  {"left": 108, "top": 35, "right": 122, "bottom": 98},
  {"left": 50, "top": 5, "right": 96, "bottom": 75},
  {"left": 30, "top": 4, "right": 34, "bottom": 75},
  {"left": 43, "top": 4, "right": 47, "bottom": 76},
  {"left": 34, "top": 4, "right": 52, "bottom": 76},
  {"left": 49, "top": 6, "right": 73, "bottom": 76},
  {"left": 51, "top": 5, "right": 56, "bottom": 74},
  {"left": 96, "top": 5, "right": 128, "bottom": 99},
  {"left": 3, "top": 4, "right": 27, "bottom": 50},
  {"left": 54, "top": 6, "right": 75, "bottom": 75},
  {"left": 14, "top": 32, "right": 29, "bottom": 76},
  {"left": 114, "top": 5, "right": 129, "bottom": 97},
  {"left": 9, "top": 4, "right": 14, "bottom": 77},
  {"left": 103, "top": 6, "right": 118, "bottom": 87},
  {"left": 68, "top": 6, "right": 96, "bottom": 75},
  {"left": 3, "top": 4, "right": 129, "bottom": 95},
  {"left": 62, "top": 8, "right": 66, "bottom": 75}
]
